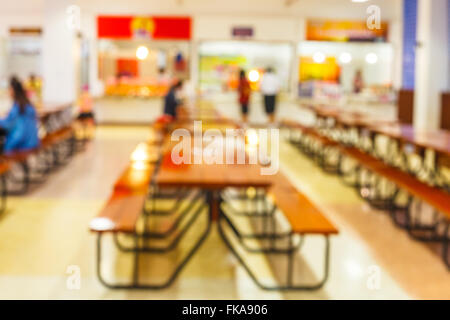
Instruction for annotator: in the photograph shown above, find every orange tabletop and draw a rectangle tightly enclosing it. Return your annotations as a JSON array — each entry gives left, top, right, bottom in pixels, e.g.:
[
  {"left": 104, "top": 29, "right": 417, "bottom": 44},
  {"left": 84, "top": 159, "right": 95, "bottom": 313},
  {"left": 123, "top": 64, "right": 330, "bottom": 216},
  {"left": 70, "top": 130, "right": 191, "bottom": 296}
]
[
  {"left": 156, "top": 155, "right": 272, "bottom": 190},
  {"left": 114, "top": 164, "right": 155, "bottom": 195},
  {"left": 336, "top": 114, "right": 396, "bottom": 129}
]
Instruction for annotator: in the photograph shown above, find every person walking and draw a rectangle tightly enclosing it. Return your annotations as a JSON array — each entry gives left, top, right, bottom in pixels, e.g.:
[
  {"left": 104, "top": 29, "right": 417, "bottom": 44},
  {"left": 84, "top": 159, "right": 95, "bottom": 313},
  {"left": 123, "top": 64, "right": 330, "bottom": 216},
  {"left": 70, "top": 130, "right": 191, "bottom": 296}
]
[{"left": 237, "top": 69, "right": 251, "bottom": 123}]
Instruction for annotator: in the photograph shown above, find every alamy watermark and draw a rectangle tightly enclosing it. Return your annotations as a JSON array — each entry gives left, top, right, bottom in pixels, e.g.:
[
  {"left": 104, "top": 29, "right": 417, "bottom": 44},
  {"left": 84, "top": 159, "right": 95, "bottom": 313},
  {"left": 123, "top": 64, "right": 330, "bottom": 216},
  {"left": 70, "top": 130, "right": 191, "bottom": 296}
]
[
  {"left": 170, "top": 121, "right": 280, "bottom": 175},
  {"left": 66, "top": 5, "right": 81, "bottom": 31},
  {"left": 366, "top": 265, "right": 381, "bottom": 290},
  {"left": 366, "top": 5, "right": 381, "bottom": 30},
  {"left": 66, "top": 265, "right": 81, "bottom": 290}
]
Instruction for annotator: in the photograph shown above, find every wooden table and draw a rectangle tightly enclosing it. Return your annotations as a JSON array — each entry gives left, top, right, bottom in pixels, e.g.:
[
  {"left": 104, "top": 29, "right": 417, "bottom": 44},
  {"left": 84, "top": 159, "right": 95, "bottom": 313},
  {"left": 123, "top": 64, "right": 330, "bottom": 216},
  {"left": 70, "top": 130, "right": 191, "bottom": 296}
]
[
  {"left": 369, "top": 123, "right": 450, "bottom": 157},
  {"left": 38, "top": 103, "right": 72, "bottom": 119},
  {"left": 302, "top": 102, "right": 450, "bottom": 188},
  {"left": 156, "top": 154, "right": 271, "bottom": 190},
  {"left": 38, "top": 103, "right": 73, "bottom": 133}
]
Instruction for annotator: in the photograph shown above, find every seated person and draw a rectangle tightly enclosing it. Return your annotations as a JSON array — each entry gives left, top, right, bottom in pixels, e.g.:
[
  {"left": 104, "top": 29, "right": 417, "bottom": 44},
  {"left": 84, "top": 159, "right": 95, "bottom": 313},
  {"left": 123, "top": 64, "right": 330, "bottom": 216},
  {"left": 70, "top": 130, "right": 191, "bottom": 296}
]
[
  {"left": 0, "top": 77, "right": 40, "bottom": 153},
  {"left": 163, "top": 80, "right": 184, "bottom": 120}
]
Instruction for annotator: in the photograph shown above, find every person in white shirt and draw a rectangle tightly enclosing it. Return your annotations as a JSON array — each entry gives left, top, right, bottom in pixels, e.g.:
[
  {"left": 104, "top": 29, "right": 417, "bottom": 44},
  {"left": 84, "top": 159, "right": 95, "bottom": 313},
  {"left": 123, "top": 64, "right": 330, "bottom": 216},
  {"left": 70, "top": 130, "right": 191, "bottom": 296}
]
[{"left": 259, "top": 67, "right": 280, "bottom": 123}]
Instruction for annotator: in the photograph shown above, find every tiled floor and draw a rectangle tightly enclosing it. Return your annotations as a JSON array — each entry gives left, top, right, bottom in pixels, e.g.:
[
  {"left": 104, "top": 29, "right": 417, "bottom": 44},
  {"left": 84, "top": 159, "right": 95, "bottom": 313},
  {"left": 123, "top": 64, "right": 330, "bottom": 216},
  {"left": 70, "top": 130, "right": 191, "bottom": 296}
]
[{"left": 0, "top": 97, "right": 448, "bottom": 299}]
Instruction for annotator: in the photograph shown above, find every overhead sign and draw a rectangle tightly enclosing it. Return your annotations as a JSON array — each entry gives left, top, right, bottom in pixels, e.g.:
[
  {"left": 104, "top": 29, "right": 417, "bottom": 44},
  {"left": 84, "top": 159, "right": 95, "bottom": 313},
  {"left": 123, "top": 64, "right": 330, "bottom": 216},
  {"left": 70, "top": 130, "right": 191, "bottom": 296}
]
[
  {"left": 232, "top": 27, "right": 254, "bottom": 38},
  {"left": 9, "top": 27, "right": 42, "bottom": 36},
  {"left": 306, "top": 20, "right": 388, "bottom": 42},
  {"left": 97, "top": 16, "right": 192, "bottom": 40}
]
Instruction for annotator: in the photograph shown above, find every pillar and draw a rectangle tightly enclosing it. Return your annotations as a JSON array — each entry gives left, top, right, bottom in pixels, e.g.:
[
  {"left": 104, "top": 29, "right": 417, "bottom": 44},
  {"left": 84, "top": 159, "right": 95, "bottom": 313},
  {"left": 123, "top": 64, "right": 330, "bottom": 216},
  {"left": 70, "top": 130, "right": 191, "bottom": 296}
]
[
  {"left": 414, "top": 0, "right": 449, "bottom": 130},
  {"left": 42, "top": 0, "right": 79, "bottom": 104}
]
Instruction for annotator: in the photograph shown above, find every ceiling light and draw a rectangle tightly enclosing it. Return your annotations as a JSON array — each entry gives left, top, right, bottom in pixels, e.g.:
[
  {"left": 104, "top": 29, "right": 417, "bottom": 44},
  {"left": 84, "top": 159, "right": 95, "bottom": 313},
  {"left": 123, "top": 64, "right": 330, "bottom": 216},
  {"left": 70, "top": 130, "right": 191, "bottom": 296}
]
[
  {"left": 248, "top": 69, "right": 260, "bottom": 82},
  {"left": 136, "top": 46, "right": 149, "bottom": 60},
  {"left": 365, "top": 52, "right": 378, "bottom": 64},
  {"left": 313, "top": 52, "right": 326, "bottom": 63},
  {"left": 339, "top": 52, "right": 352, "bottom": 64}
]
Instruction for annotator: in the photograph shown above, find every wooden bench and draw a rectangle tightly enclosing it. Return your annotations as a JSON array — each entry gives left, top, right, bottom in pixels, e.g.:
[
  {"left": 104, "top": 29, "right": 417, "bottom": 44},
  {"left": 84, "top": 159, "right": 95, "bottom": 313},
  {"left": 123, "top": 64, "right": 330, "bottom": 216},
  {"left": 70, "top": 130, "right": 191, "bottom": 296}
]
[
  {"left": 340, "top": 145, "right": 450, "bottom": 219},
  {"left": 340, "top": 145, "right": 450, "bottom": 269},
  {"left": 90, "top": 138, "right": 213, "bottom": 290},
  {"left": 269, "top": 187, "right": 338, "bottom": 235},
  {"left": 0, "top": 103, "right": 76, "bottom": 193},
  {"left": 282, "top": 119, "right": 340, "bottom": 172},
  {"left": 90, "top": 155, "right": 152, "bottom": 289},
  {"left": 219, "top": 169, "right": 339, "bottom": 290},
  {"left": 284, "top": 118, "right": 450, "bottom": 268},
  {"left": 1, "top": 125, "right": 75, "bottom": 193},
  {"left": 90, "top": 192, "right": 147, "bottom": 234}
]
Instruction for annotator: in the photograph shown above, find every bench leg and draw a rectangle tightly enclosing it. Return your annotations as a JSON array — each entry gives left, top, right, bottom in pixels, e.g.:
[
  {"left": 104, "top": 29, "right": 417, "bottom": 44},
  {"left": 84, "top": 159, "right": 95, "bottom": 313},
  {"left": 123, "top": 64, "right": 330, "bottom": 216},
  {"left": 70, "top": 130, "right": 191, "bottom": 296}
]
[
  {"left": 6, "top": 162, "right": 30, "bottom": 195},
  {"left": 389, "top": 193, "right": 412, "bottom": 229},
  {"left": 339, "top": 159, "right": 361, "bottom": 188},
  {"left": 96, "top": 207, "right": 212, "bottom": 290},
  {"left": 219, "top": 205, "right": 301, "bottom": 254},
  {"left": 442, "top": 224, "right": 450, "bottom": 269},
  {"left": 359, "top": 174, "right": 396, "bottom": 211},
  {"left": 220, "top": 189, "right": 306, "bottom": 254},
  {"left": 36, "top": 149, "right": 53, "bottom": 176},
  {"left": 221, "top": 191, "right": 271, "bottom": 217},
  {"left": 407, "top": 202, "right": 442, "bottom": 241},
  {"left": 0, "top": 174, "right": 6, "bottom": 214},
  {"left": 316, "top": 146, "right": 332, "bottom": 173},
  {"left": 145, "top": 188, "right": 196, "bottom": 216},
  {"left": 113, "top": 198, "right": 206, "bottom": 253},
  {"left": 218, "top": 211, "right": 331, "bottom": 291}
]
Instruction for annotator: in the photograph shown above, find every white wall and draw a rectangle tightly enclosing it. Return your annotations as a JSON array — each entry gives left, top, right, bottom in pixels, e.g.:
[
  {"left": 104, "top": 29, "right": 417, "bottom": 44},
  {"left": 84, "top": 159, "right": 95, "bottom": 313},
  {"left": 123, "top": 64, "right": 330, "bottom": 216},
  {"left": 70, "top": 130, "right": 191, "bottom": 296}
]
[
  {"left": 0, "top": 11, "right": 43, "bottom": 85},
  {"left": 0, "top": 0, "right": 404, "bottom": 96},
  {"left": 0, "top": 14, "right": 43, "bottom": 38},
  {"left": 42, "top": 0, "right": 79, "bottom": 104},
  {"left": 194, "top": 15, "right": 301, "bottom": 42}
]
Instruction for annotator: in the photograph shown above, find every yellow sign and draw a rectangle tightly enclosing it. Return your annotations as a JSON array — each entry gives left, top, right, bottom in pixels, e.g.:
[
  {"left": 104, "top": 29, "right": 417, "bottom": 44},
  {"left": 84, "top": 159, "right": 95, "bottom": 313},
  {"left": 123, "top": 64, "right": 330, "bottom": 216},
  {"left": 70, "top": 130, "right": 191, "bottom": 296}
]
[
  {"left": 131, "top": 17, "right": 155, "bottom": 38},
  {"left": 299, "top": 57, "right": 340, "bottom": 82},
  {"left": 307, "top": 20, "right": 388, "bottom": 42}
]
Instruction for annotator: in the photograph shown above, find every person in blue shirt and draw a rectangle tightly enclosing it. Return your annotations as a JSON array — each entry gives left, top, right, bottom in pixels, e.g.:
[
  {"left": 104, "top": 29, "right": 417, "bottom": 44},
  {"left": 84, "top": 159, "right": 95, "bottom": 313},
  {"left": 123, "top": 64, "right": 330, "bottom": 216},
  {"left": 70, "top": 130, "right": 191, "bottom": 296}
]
[{"left": 0, "top": 77, "right": 40, "bottom": 153}]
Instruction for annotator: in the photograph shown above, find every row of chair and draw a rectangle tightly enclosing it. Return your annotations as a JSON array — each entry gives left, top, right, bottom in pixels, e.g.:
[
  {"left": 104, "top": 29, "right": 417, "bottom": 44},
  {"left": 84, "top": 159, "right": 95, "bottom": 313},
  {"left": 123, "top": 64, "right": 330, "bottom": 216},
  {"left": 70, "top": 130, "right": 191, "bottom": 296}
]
[
  {"left": 282, "top": 119, "right": 450, "bottom": 269},
  {"left": 0, "top": 105, "right": 88, "bottom": 213}
]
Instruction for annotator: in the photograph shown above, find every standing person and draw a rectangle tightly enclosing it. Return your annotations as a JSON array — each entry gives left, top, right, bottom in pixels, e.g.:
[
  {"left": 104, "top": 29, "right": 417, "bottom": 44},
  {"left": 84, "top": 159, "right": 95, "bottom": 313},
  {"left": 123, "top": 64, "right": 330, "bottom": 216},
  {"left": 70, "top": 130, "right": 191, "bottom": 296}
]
[
  {"left": 237, "top": 69, "right": 251, "bottom": 123},
  {"left": 353, "top": 69, "right": 364, "bottom": 94},
  {"left": 78, "top": 85, "right": 95, "bottom": 122},
  {"left": 77, "top": 84, "right": 96, "bottom": 140},
  {"left": 163, "top": 80, "right": 184, "bottom": 120},
  {"left": 0, "top": 77, "right": 39, "bottom": 153},
  {"left": 260, "top": 67, "right": 280, "bottom": 124},
  {"left": 26, "top": 73, "right": 41, "bottom": 107}
]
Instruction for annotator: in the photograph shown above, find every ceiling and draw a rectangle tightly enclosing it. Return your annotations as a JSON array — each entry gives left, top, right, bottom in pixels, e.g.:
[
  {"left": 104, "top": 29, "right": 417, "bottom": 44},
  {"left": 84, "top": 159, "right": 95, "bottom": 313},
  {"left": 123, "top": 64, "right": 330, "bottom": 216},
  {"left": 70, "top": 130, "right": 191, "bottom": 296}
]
[{"left": 0, "top": 0, "right": 401, "bottom": 21}]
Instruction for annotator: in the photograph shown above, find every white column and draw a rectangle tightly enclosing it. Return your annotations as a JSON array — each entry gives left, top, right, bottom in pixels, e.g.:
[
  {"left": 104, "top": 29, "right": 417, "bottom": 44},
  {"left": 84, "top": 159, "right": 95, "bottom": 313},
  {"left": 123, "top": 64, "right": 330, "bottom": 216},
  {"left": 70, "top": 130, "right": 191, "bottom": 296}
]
[
  {"left": 389, "top": 0, "right": 404, "bottom": 90},
  {"left": 42, "top": 0, "right": 79, "bottom": 105},
  {"left": 189, "top": 40, "right": 199, "bottom": 90},
  {"left": 414, "top": 0, "right": 449, "bottom": 130}
]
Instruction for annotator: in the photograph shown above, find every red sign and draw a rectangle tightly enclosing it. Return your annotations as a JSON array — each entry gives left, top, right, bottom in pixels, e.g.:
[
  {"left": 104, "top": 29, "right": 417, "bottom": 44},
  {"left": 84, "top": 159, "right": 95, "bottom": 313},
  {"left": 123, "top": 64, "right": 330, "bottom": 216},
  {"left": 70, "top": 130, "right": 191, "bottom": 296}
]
[
  {"left": 97, "top": 16, "right": 192, "bottom": 40},
  {"left": 117, "top": 59, "right": 138, "bottom": 77}
]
